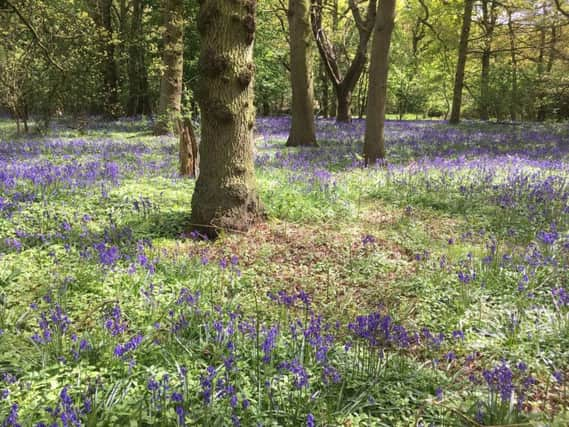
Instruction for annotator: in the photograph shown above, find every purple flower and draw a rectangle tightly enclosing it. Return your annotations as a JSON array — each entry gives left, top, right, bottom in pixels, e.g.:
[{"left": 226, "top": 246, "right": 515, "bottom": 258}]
[
  {"left": 104, "top": 304, "right": 127, "bottom": 336},
  {"left": 200, "top": 366, "right": 216, "bottom": 405},
  {"left": 306, "top": 413, "right": 315, "bottom": 427},
  {"left": 2, "top": 403, "right": 20, "bottom": 427},
  {"left": 537, "top": 230, "right": 558, "bottom": 245},
  {"left": 94, "top": 242, "right": 120, "bottom": 267},
  {"left": 483, "top": 362, "right": 514, "bottom": 403},
  {"left": 278, "top": 359, "right": 309, "bottom": 389},
  {"left": 114, "top": 333, "right": 143, "bottom": 358},
  {"left": 261, "top": 326, "right": 278, "bottom": 363},
  {"left": 175, "top": 405, "right": 185, "bottom": 426}
]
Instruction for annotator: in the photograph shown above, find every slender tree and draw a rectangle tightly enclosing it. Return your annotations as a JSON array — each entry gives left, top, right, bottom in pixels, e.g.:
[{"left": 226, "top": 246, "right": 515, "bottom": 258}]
[
  {"left": 363, "top": 0, "right": 396, "bottom": 165},
  {"left": 311, "top": 0, "right": 377, "bottom": 122},
  {"left": 287, "top": 0, "right": 317, "bottom": 147},
  {"left": 190, "top": 0, "right": 263, "bottom": 236},
  {"left": 449, "top": 0, "right": 475, "bottom": 124},
  {"left": 479, "top": 0, "right": 497, "bottom": 121},
  {"left": 92, "top": 0, "right": 121, "bottom": 117},
  {"left": 127, "top": 0, "right": 152, "bottom": 116},
  {"left": 507, "top": 7, "right": 518, "bottom": 121},
  {"left": 154, "top": 0, "right": 184, "bottom": 135}
]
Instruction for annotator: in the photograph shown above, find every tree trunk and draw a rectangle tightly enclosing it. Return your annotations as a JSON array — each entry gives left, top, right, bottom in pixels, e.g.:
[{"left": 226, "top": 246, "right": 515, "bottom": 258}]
[
  {"left": 319, "top": 59, "right": 330, "bottom": 117},
  {"left": 336, "top": 85, "right": 352, "bottom": 123},
  {"left": 154, "top": 0, "right": 184, "bottom": 135},
  {"left": 190, "top": 0, "right": 263, "bottom": 236},
  {"left": 480, "top": 49, "right": 490, "bottom": 121},
  {"left": 178, "top": 117, "right": 199, "bottom": 177},
  {"left": 507, "top": 10, "right": 518, "bottom": 121},
  {"left": 479, "top": 0, "right": 496, "bottom": 121},
  {"left": 95, "top": 0, "right": 120, "bottom": 118},
  {"left": 127, "top": 0, "right": 152, "bottom": 116},
  {"left": 536, "top": 13, "right": 547, "bottom": 122},
  {"left": 363, "top": 0, "right": 396, "bottom": 165},
  {"left": 449, "top": 0, "right": 474, "bottom": 124},
  {"left": 287, "top": 0, "right": 317, "bottom": 147},
  {"left": 310, "top": 0, "right": 376, "bottom": 123},
  {"left": 22, "top": 102, "right": 28, "bottom": 133},
  {"left": 357, "top": 64, "right": 368, "bottom": 119}
]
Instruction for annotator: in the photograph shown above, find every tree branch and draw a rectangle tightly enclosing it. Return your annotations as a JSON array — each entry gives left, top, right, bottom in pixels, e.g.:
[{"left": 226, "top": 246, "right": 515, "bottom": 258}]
[
  {"left": 4, "top": 0, "right": 64, "bottom": 72},
  {"left": 554, "top": 0, "right": 569, "bottom": 19}
]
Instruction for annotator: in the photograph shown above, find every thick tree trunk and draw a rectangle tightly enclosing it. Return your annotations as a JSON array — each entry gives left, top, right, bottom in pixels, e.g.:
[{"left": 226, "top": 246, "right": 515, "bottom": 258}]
[
  {"left": 127, "top": 0, "right": 152, "bottom": 116},
  {"left": 449, "top": 0, "right": 474, "bottom": 124},
  {"left": 363, "top": 0, "right": 396, "bottom": 165},
  {"left": 154, "top": 0, "right": 184, "bottom": 135},
  {"left": 287, "top": 0, "right": 317, "bottom": 147},
  {"left": 190, "top": 0, "right": 262, "bottom": 236},
  {"left": 336, "top": 85, "right": 352, "bottom": 123}
]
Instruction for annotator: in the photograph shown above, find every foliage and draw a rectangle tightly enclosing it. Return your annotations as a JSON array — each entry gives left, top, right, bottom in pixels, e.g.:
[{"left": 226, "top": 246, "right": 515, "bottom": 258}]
[{"left": 0, "top": 117, "right": 568, "bottom": 425}]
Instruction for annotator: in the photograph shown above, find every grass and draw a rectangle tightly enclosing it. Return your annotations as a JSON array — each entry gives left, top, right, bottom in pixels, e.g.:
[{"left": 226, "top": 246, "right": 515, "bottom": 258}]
[{"left": 0, "top": 117, "right": 568, "bottom": 426}]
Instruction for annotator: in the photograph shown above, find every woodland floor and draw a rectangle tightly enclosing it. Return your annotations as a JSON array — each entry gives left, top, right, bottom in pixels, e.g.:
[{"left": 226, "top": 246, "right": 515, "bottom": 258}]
[{"left": 0, "top": 117, "right": 568, "bottom": 426}]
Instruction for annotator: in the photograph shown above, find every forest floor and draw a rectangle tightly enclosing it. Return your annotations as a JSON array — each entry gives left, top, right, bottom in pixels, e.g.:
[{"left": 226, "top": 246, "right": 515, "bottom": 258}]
[{"left": 0, "top": 117, "right": 568, "bottom": 426}]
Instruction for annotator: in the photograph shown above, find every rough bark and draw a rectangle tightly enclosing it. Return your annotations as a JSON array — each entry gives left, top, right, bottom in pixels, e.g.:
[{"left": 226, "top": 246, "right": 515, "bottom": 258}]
[
  {"left": 287, "top": 0, "right": 317, "bottom": 147},
  {"left": 449, "top": 0, "right": 475, "bottom": 124},
  {"left": 154, "top": 0, "right": 184, "bottom": 135},
  {"left": 127, "top": 0, "right": 152, "bottom": 116},
  {"left": 363, "top": 0, "right": 396, "bottom": 165},
  {"left": 311, "top": 0, "right": 376, "bottom": 122},
  {"left": 190, "top": 0, "right": 263, "bottom": 236},
  {"left": 177, "top": 117, "right": 199, "bottom": 177}
]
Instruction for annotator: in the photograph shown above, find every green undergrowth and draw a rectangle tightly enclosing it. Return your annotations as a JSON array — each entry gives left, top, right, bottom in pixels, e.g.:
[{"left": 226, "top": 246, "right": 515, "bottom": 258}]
[{"left": 0, "top": 120, "right": 568, "bottom": 425}]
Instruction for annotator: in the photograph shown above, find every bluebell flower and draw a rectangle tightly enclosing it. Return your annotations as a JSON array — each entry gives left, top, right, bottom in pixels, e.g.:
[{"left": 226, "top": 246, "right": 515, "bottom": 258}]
[{"left": 306, "top": 413, "right": 315, "bottom": 427}]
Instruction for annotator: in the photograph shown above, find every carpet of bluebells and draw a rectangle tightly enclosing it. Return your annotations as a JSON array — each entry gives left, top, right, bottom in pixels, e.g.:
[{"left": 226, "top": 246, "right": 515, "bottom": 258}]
[{"left": 0, "top": 117, "right": 568, "bottom": 426}]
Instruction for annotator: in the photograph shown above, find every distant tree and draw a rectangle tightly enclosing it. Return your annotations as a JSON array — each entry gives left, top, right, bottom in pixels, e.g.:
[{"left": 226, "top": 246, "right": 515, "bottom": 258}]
[
  {"left": 0, "top": 0, "right": 100, "bottom": 129},
  {"left": 190, "top": 0, "right": 263, "bottom": 236},
  {"left": 154, "top": 0, "right": 184, "bottom": 135},
  {"left": 506, "top": 6, "right": 519, "bottom": 121},
  {"left": 127, "top": 0, "right": 152, "bottom": 116},
  {"left": 363, "top": 0, "right": 396, "bottom": 165},
  {"left": 477, "top": 0, "right": 498, "bottom": 121},
  {"left": 311, "top": 0, "right": 377, "bottom": 122},
  {"left": 287, "top": 0, "right": 317, "bottom": 147},
  {"left": 90, "top": 0, "right": 121, "bottom": 118},
  {"left": 449, "top": 0, "right": 474, "bottom": 124}
]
